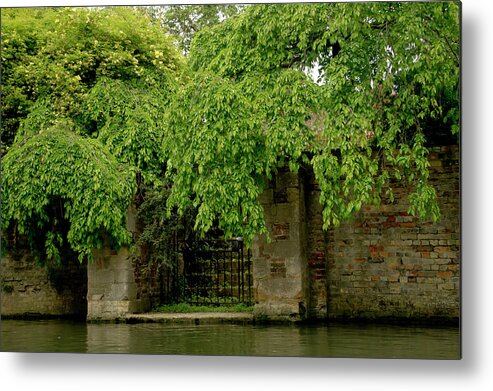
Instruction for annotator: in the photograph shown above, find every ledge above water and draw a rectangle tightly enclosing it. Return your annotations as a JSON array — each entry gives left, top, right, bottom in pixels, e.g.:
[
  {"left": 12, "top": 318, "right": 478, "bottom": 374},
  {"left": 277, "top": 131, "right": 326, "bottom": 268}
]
[{"left": 125, "top": 312, "right": 255, "bottom": 325}]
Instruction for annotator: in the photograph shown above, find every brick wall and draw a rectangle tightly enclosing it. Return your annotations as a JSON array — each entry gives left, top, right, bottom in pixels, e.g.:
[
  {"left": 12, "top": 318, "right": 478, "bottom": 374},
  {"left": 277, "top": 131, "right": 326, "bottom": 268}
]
[
  {"left": 306, "top": 145, "right": 460, "bottom": 321},
  {"left": 253, "top": 145, "right": 459, "bottom": 322},
  {"left": 305, "top": 170, "right": 328, "bottom": 319}
]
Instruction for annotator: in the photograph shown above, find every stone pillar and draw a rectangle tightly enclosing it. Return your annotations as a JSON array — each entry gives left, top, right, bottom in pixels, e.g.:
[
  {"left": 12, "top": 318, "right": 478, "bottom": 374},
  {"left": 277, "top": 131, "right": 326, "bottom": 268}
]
[
  {"left": 86, "top": 205, "right": 150, "bottom": 321},
  {"left": 252, "top": 169, "right": 309, "bottom": 321}
]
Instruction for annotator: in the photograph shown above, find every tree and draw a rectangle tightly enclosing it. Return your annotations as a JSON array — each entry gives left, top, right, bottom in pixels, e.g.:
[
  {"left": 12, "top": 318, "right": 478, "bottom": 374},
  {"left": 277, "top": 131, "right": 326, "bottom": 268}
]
[
  {"left": 0, "top": 8, "right": 60, "bottom": 155},
  {"left": 2, "top": 3, "right": 460, "bottom": 261},
  {"left": 1, "top": 7, "right": 184, "bottom": 262},
  {"left": 165, "top": 2, "right": 460, "bottom": 243},
  {"left": 144, "top": 4, "right": 244, "bottom": 53},
  {"left": 1, "top": 125, "right": 136, "bottom": 262}
]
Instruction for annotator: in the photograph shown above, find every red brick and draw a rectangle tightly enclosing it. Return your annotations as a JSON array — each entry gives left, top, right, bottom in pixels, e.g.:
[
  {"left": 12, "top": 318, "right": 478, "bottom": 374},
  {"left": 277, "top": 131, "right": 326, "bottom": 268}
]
[
  {"left": 416, "top": 246, "right": 434, "bottom": 252},
  {"left": 368, "top": 246, "right": 384, "bottom": 252},
  {"left": 272, "top": 223, "right": 290, "bottom": 240}
]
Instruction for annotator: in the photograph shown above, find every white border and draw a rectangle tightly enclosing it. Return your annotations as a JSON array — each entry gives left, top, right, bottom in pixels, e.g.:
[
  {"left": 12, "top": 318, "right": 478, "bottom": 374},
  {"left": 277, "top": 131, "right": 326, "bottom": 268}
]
[{"left": 2, "top": 0, "right": 492, "bottom": 390}]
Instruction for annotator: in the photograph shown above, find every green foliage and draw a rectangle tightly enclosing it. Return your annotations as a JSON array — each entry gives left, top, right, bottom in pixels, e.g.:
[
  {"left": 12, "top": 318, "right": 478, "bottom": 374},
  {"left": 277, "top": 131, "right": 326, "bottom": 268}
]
[
  {"left": 135, "top": 184, "right": 195, "bottom": 267},
  {"left": 173, "top": 2, "right": 459, "bottom": 236},
  {"left": 1, "top": 3, "right": 459, "bottom": 263},
  {"left": 0, "top": 8, "right": 60, "bottom": 154},
  {"left": 146, "top": 4, "right": 244, "bottom": 53},
  {"left": 2, "top": 7, "right": 184, "bottom": 262},
  {"left": 82, "top": 77, "right": 173, "bottom": 186},
  {"left": 1, "top": 126, "right": 136, "bottom": 262},
  {"left": 164, "top": 69, "right": 323, "bottom": 243},
  {"left": 4, "top": 6, "right": 184, "bottom": 183}
]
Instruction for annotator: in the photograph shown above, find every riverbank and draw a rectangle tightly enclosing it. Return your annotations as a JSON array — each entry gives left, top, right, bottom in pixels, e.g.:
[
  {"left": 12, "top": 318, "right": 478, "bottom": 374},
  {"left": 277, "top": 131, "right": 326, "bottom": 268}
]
[
  {"left": 125, "top": 312, "right": 254, "bottom": 325},
  {"left": 2, "top": 312, "right": 459, "bottom": 326}
]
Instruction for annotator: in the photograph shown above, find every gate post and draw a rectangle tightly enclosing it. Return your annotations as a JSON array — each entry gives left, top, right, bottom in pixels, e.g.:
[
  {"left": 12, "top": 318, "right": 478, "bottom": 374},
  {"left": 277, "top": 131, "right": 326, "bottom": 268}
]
[
  {"left": 86, "top": 204, "right": 151, "bottom": 321},
  {"left": 252, "top": 169, "right": 309, "bottom": 321}
]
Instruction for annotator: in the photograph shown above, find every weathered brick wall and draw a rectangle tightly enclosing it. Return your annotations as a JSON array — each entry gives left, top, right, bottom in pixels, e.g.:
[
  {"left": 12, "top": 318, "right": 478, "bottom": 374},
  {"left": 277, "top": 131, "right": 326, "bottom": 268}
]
[
  {"left": 1, "top": 246, "right": 87, "bottom": 318},
  {"left": 311, "top": 145, "right": 460, "bottom": 321},
  {"left": 2, "top": 204, "right": 161, "bottom": 321},
  {"left": 305, "top": 170, "right": 328, "bottom": 319},
  {"left": 256, "top": 145, "right": 460, "bottom": 321}
]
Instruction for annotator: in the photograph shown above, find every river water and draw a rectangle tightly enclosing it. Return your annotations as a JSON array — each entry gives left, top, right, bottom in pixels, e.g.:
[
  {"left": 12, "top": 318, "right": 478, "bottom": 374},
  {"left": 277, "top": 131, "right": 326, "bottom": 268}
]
[{"left": 0, "top": 320, "right": 460, "bottom": 359}]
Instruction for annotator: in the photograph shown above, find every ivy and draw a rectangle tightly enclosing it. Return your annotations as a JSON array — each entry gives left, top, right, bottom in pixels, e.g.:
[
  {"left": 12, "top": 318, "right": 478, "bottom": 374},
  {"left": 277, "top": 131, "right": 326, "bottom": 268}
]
[
  {"left": 82, "top": 77, "right": 175, "bottom": 187},
  {"left": 3, "top": 7, "right": 184, "bottom": 170}
]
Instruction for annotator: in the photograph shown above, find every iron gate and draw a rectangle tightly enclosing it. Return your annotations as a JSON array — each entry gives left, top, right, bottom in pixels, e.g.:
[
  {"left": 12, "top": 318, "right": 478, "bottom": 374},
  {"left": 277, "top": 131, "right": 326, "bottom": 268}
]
[{"left": 160, "top": 237, "right": 252, "bottom": 306}]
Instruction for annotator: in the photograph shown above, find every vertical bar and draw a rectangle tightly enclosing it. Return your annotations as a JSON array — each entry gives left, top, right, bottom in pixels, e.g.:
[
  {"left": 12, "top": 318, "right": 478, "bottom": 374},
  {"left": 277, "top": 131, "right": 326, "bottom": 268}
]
[
  {"left": 223, "top": 248, "right": 227, "bottom": 304},
  {"left": 237, "top": 241, "right": 241, "bottom": 302},
  {"left": 213, "top": 249, "right": 221, "bottom": 304},
  {"left": 190, "top": 246, "right": 193, "bottom": 304},
  {"left": 172, "top": 234, "right": 176, "bottom": 303},
  {"left": 223, "top": 244, "right": 227, "bottom": 303},
  {"left": 167, "top": 266, "right": 171, "bottom": 303},
  {"left": 248, "top": 248, "right": 252, "bottom": 305},
  {"left": 240, "top": 241, "right": 245, "bottom": 303},
  {"left": 172, "top": 234, "right": 175, "bottom": 303},
  {"left": 230, "top": 243, "right": 234, "bottom": 304},
  {"left": 161, "top": 266, "right": 165, "bottom": 304},
  {"left": 172, "top": 237, "right": 176, "bottom": 301},
  {"left": 238, "top": 242, "right": 245, "bottom": 303}
]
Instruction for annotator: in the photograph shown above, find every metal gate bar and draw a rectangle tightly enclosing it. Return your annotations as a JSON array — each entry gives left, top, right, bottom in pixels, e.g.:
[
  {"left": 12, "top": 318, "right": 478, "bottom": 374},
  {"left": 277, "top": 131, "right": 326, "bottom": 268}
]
[
  {"left": 183, "top": 238, "right": 252, "bottom": 306},
  {"left": 159, "top": 237, "right": 252, "bottom": 306}
]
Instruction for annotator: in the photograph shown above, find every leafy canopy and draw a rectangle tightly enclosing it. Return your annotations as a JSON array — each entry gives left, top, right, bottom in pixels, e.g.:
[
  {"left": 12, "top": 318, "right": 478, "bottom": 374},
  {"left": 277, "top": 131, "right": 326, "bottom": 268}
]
[
  {"left": 1, "top": 7, "right": 184, "bottom": 262},
  {"left": 145, "top": 4, "right": 244, "bottom": 53},
  {"left": 164, "top": 69, "right": 323, "bottom": 241},
  {"left": 1, "top": 125, "right": 136, "bottom": 262},
  {"left": 166, "top": 2, "right": 460, "bottom": 242},
  {"left": 1, "top": 3, "right": 460, "bottom": 260},
  {"left": 0, "top": 7, "right": 60, "bottom": 154}
]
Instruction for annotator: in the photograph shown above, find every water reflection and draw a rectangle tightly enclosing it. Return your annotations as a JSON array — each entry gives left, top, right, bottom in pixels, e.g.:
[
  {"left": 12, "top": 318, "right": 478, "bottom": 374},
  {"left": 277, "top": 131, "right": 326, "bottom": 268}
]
[{"left": 0, "top": 320, "right": 460, "bottom": 359}]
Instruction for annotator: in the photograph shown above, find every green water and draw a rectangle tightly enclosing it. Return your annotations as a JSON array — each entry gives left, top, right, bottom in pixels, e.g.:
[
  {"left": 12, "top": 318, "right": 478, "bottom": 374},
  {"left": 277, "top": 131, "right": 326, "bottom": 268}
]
[{"left": 0, "top": 320, "right": 460, "bottom": 359}]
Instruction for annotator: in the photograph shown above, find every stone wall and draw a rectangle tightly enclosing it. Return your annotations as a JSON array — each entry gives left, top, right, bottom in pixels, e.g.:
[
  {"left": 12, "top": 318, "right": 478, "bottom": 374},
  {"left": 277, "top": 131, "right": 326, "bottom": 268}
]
[
  {"left": 1, "top": 246, "right": 87, "bottom": 318},
  {"left": 2, "top": 144, "right": 459, "bottom": 322},
  {"left": 253, "top": 145, "right": 460, "bottom": 322},
  {"left": 87, "top": 247, "right": 145, "bottom": 320},
  {"left": 253, "top": 169, "right": 310, "bottom": 320},
  {"left": 86, "top": 204, "right": 161, "bottom": 321},
  {"left": 324, "top": 145, "right": 460, "bottom": 321}
]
